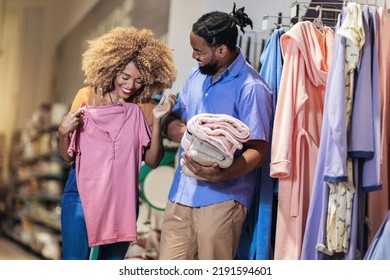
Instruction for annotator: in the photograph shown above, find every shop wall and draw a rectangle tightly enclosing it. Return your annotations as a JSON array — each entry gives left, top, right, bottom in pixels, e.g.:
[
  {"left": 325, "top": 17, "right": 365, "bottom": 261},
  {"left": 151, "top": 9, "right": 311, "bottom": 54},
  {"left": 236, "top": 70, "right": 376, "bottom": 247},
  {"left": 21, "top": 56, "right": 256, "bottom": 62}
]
[
  {"left": 0, "top": 0, "right": 291, "bottom": 183},
  {"left": 53, "top": 0, "right": 170, "bottom": 107},
  {"left": 0, "top": 0, "right": 100, "bottom": 182},
  {"left": 2, "top": 0, "right": 387, "bottom": 184},
  {"left": 166, "top": 0, "right": 389, "bottom": 95},
  {"left": 167, "top": 0, "right": 291, "bottom": 96}
]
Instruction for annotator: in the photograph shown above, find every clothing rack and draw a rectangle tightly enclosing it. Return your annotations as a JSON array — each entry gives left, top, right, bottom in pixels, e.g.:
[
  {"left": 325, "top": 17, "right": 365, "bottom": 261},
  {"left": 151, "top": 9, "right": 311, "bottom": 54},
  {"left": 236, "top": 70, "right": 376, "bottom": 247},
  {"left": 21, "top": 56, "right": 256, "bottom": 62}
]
[
  {"left": 239, "top": 10, "right": 293, "bottom": 70},
  {"left": 302, "top": 4, "right": 341, "bottom": 14},
  {"left": 261, "top": 13, "right": 292, "bottom": 31},
  {"left": 238, "top": 29, "right": 263, "bottom": 70},
  {"left": 290, "top": 1, "right": 343, "bottom": 27}
]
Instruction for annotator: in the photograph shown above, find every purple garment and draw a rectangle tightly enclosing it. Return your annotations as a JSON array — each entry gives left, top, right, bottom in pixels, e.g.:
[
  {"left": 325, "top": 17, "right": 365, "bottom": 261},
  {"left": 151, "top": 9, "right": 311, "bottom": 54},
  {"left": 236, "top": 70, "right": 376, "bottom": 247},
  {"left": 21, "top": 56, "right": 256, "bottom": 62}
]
[
  {"left": 302, "top": 6, "right": 377, "bottom": 260},
  {"left": 321, "top": 14, "right": 348, "bottom": 184},
  {"left": 301, "top": 10, "right": 346, "bottom": 260},
  {"left": 358, "top": 7, "right": 381, "bottom": 192},
  {"left": 364, "top": 210, "right": 390, "bottom": 259},
  {"left": 322, "top": 6, "right": 381, "bottom": 192},
  {"left": 348, "top": 7, "right": 374, "bottom": 161}
]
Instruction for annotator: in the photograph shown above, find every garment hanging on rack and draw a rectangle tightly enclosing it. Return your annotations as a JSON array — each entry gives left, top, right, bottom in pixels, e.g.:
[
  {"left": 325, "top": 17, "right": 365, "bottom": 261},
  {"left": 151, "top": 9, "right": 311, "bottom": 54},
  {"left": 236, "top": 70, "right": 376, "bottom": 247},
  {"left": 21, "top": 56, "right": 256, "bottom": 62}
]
[
  {"left": 301, "top": 3, "right": 381, "bottom": 260},
  {"left": 236, "top": 28, "right": 285, "bottom": 260},
  {"left": 364, "top": 210, "right": 390, "bottom": 259},
  {"left": 269, "top": 20, "right": 334, "bottom": 260},
  {"left": 259, "top": 28, "right": 286, "bottom": 111},
  {"left": 322, "top": 2, "right": 364, "bottom": 255},
  {"left": 321, "top": 2, "right": 364, "bottom": 255},
  {"left": 367, "top": 6, "right": 390, "bottom": 247}
]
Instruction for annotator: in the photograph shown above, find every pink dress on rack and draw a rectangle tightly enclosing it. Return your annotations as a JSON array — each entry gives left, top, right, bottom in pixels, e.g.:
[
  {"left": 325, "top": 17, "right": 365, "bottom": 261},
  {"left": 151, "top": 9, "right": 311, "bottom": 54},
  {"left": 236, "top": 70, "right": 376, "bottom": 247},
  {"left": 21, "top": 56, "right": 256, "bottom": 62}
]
[
  {"left": 68, "top": 103, "right": 151, "bottom": 247},
  {"left": 270, "top": 21, "right": 334, "bottom": 260}
]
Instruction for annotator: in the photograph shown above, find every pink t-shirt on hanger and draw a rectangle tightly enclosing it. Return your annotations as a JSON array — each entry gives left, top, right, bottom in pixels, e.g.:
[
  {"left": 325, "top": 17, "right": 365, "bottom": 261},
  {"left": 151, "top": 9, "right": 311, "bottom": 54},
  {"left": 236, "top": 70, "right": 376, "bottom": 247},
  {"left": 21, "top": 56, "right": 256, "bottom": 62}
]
[{"left": 68, "top": 102, "right": 151, "bottom": 247}]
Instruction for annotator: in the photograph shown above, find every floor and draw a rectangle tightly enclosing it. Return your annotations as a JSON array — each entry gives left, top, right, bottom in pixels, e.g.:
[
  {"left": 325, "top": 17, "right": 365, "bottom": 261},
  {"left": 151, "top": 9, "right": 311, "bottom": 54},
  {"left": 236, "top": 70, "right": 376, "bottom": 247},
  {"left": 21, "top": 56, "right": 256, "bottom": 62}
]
[
  {"left": 0, "top": 234, "right": 41, "bottom": 260},
  {"left": 0, "top": 203, "right": 163, "bottom": 260}
]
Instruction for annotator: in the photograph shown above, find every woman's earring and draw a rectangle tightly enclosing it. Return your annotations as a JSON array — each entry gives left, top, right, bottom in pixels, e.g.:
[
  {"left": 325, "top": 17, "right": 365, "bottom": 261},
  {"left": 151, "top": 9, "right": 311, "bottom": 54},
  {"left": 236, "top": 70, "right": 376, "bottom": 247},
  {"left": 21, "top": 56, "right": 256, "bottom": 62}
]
[
  {"left": 98, "top": 86, "right": 104, "bottom": 98},
  {"left": 93, "top": 86, "right": 106, "bottom": 106}
]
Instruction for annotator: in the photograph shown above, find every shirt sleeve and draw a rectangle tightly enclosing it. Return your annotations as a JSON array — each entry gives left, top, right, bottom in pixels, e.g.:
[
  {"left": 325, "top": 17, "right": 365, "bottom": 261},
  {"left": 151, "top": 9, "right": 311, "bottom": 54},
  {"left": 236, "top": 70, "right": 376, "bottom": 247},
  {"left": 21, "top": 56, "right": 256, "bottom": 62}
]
[
  {"left": 137, "top": 106, "right": 152, "bottom": 149},
  {"left": 237, "top": 81, "right": 272, "bottom": 142},
  {"left": 270, "top": 42, "right": 304, "bottom": 178}
]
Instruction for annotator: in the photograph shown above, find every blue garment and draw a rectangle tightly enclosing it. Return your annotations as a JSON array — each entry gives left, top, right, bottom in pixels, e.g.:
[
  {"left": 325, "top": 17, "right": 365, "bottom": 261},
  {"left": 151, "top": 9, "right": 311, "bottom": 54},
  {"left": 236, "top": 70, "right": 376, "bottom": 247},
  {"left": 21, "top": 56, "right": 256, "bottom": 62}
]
[
  {"left": 356, "top": 6, "right": 381, "bottom": 192},
  {"left": 259, "top": 28, "right": 285, "bottom": 125},
  {"left": 301, "top": 8, "right": 346, "bottom": 260},
  {"left": 322, "top": 6, "right": 381, "bottom": 192},
  {"left": 236, "top": 28, "right": 284, "bottom": 260},
  {"left": 168, "top": 49, "right": 272, "bottom": 209},
  {"left": 364, "top": 210, "right": 390, "bottom": 259},
  {"left": 61, "top": 168, "right": 129, "bottom": 260}
]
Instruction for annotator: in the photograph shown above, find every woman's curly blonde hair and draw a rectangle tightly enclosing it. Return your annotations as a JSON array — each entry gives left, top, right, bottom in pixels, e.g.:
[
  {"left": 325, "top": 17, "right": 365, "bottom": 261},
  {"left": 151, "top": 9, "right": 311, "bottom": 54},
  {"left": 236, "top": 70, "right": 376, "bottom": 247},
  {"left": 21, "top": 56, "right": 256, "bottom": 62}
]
[{"left": 82, "top": 27, "right": 177, "bottom": 103}]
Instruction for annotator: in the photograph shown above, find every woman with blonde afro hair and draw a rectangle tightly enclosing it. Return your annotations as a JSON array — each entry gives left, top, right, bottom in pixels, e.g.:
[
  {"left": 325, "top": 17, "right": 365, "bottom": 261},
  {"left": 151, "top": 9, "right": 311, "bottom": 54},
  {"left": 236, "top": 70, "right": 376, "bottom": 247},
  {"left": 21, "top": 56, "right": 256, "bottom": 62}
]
[
  {"left": 82, "top": 26, "right": 176, "bottom": 103},
  {"left": 58, "top": 27, "right": 177, "bottom": 260}
]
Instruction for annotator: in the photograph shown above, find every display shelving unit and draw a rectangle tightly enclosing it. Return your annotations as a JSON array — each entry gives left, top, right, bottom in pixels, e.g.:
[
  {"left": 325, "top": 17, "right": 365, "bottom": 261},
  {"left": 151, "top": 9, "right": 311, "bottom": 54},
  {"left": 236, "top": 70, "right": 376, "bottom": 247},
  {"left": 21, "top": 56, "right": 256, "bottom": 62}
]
[{"left": 0, "top": 103, "right": 69, "bottom": 260}]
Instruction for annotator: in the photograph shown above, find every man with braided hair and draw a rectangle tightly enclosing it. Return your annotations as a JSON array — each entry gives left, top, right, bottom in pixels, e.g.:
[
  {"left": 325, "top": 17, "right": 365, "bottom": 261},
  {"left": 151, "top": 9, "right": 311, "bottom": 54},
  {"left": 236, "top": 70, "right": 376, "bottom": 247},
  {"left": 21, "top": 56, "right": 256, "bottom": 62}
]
[{"left": 159, "top": 4, "right": 272, "bottom": 260}]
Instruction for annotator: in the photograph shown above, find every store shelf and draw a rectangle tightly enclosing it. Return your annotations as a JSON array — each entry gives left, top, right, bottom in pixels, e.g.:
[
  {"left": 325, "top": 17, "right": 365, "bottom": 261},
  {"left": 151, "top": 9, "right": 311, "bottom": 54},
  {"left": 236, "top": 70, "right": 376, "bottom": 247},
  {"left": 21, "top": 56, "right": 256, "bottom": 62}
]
[
  {"left": 2, "top": 221, "right": 62, "bottom": 260},
  {"left": 0, "top": 102, "right": 69, "bottom": 260}
]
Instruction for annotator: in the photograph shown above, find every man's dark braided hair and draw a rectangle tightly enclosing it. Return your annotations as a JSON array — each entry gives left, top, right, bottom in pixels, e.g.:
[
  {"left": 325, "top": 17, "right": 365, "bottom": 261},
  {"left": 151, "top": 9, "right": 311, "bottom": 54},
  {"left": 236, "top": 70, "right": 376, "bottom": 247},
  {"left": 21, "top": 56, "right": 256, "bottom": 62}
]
[{"left": 192, "top": 2, "right": 253, "bottom": 51}]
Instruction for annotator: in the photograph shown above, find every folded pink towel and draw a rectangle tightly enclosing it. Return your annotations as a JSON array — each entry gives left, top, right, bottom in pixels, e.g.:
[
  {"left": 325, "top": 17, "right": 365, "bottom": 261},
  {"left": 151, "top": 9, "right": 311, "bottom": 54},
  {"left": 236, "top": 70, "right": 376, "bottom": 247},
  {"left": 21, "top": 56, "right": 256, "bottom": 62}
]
[{"left": 186, "top": 113, "right": 251, "bottom": 157}]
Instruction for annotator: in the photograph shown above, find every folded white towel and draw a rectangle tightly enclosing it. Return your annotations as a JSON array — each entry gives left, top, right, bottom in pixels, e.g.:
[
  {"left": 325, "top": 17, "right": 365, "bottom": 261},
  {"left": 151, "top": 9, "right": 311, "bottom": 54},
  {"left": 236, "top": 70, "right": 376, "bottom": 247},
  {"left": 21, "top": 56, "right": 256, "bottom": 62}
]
[{"left": 180, "top": 132, "right": 233, "bottom": 180}]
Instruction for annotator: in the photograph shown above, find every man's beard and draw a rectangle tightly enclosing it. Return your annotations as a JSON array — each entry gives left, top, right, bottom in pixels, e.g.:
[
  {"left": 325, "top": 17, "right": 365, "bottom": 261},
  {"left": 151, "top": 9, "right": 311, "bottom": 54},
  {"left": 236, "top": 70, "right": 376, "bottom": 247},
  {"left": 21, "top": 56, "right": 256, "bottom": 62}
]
[{"left": 199, "top": 62, "right": 218, "bottom": 75}]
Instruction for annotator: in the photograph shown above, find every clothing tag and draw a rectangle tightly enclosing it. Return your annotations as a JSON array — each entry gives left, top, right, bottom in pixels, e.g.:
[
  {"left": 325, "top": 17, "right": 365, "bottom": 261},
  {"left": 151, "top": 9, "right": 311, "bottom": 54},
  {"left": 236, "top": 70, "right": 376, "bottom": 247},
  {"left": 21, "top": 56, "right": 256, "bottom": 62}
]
[{"left": 262, "top": 18, "right": 268, "bottom": 30}]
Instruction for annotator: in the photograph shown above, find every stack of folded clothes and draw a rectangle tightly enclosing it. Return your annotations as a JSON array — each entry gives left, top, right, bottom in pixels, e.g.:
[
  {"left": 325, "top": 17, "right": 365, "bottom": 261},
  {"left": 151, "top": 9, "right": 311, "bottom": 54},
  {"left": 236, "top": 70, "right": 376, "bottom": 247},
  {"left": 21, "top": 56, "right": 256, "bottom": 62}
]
[{"left": 180, "top": 113, "right": 251, "bottom": 180}]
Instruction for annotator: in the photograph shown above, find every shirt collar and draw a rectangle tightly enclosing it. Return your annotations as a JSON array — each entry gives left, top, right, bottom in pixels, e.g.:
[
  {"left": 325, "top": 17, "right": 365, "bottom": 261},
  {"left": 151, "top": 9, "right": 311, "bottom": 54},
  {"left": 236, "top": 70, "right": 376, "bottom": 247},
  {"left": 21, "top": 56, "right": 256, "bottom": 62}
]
[{"left": 224, "top": 47, "right": 246, "bottom": 78}]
